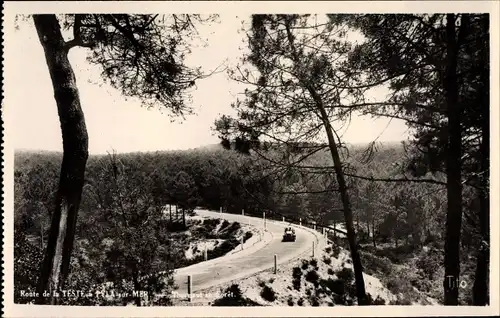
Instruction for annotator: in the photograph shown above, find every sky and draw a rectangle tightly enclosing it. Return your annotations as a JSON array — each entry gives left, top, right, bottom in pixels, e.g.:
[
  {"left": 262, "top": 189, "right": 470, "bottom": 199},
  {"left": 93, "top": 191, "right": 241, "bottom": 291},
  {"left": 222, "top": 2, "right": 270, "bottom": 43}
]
[{"left": 4, "top": 14, "right": 409, "bottom": 155}]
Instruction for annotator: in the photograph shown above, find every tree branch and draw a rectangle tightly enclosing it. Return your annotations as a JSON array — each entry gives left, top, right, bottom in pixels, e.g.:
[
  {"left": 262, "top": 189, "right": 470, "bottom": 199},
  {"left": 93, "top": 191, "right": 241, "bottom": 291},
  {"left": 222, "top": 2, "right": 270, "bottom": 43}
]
[
  {"left": 344, "top": 172, "right": 447, "bottom": 186},
  {"left": 65, "top": 14, "right": 96, "bottom": 51}
]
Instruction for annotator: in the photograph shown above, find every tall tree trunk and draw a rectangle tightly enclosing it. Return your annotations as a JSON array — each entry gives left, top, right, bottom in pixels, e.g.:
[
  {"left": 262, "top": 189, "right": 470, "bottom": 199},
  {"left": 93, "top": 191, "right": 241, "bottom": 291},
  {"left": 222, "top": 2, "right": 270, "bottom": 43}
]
[
  {"left": 473, "top": 14, "right": 490, "bottom": 306},
  {"left": 284, "top": 20, "right": 367, "bottom": 305},
  {"left": 33, "top": 15, "right": 89, "bottom": 305},
  {"left": 443, "top": 13, "right": 463, "bottom": 306},
  {"left": 318, "top": 107, "right": 368, "bottom": 305}
]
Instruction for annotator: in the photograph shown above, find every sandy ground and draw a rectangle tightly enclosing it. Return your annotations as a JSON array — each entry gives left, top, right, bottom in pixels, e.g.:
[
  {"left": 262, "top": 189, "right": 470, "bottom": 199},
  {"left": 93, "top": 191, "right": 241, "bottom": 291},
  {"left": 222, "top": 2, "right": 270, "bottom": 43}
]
[{"left": 181, "top": 213, "right": 265, "bottom": 260}]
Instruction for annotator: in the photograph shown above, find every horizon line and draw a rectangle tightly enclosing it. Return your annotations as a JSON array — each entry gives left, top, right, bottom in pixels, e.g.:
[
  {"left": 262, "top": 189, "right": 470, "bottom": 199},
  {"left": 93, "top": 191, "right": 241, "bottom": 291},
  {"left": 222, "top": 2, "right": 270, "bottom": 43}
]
[{"left": 13, "top": 140, "right": 405, "bottom": 155}]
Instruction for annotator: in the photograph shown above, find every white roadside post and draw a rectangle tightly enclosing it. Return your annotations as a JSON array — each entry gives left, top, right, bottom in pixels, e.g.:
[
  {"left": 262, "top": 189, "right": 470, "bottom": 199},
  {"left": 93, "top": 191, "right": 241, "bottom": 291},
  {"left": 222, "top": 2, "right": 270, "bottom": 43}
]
[
  {"left": 274, "top": 254, "right": 278, "bottom": 274},
  {"left": 242, "top": 209, "right": 244, "bottom": 216},
  {"left": 282, "top": 216, "right": 285, "bottom": 222},
  {"left": 299, "top": 218, "right": 302, "bottom": 226},
  {"left": 187, "top": 275, "right": 193, "bottom": 302},
  {"left": 263, "top": 212, "right": 266, "bottom": 229},
  {"left": 241, "top": 236, "right": 244, "bottom": 250},
  {"left": 204, "top": 246, "right": 208, "bottom": 261},
  {"left": 312, "top": 241, "right": 315, "bottom": 258},
  {"left": 313, "top": 221, "right": 316, "bottom": 231}
]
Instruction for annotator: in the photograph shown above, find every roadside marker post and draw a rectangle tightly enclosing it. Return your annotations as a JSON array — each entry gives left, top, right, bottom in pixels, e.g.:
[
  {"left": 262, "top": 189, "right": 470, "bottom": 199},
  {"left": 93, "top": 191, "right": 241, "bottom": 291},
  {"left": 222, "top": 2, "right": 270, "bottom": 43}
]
[
  {"left": 274, "top": 254, "right": 278, "bottom": 274},
  {"left": 282, "top": 216, "right": 285, "bottom": 222},
  {"left": 220, "top": 207, "right": 222, "bottom": 213},
  {"left": 242, "top": 209, "right": 244, "bottom": 216},
  {"left": 187, "top": 275, "right": 193, "bottom": 302},
  {"left": 299, "top": 218, "right": 302, "bottom": 226},
  {"left": 204, "top": 246, "right": 208, "bottom": 261},
  {"left": 241, "top": 236, "right": 244, "bottom": 250},
  {"left": 313, "top": 221, "right": 316, "bottom": 231},
  {"left": 312, "top": 241, "right": 315, "bottom": 258},
  {"left": 263, "top": 212, "right": 266, "bottom": 229}
]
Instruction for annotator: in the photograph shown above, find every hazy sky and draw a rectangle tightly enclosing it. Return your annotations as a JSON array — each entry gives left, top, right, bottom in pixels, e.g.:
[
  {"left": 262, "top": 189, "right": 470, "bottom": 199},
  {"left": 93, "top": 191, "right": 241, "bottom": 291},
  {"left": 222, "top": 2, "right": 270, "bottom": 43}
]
[{"left": 4, "top": 14, "right": 409, "bottom": 155}]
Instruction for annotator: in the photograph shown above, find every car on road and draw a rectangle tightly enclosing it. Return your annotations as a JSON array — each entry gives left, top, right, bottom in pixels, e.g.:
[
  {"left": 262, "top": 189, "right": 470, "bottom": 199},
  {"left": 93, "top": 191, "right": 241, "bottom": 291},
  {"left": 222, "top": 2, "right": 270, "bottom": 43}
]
[{"left": 282, "top": 227, "right": 296, "bottom": 242}]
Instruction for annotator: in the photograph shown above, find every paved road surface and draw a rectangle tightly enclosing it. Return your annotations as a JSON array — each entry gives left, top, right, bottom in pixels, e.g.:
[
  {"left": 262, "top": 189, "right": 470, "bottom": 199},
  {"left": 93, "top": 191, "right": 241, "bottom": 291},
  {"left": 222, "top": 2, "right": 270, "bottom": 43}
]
[{"left": 172, "top": 210, "right": 320, "bottom": 300}]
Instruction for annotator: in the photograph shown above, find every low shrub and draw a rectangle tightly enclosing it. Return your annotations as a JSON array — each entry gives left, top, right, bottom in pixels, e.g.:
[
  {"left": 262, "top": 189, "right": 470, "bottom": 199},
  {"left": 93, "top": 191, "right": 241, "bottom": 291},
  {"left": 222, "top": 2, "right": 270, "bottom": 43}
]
[
  {"left": 416, "top": 252, "right": 441, "bottom": 280},
  {"left": 306, "top": 288, "right": 312, "bottom": 296},
  {"left": 292, "top": 266, "right": 302, "bottom": 279},
  {"left": 359, "top": 251, "right": 393, "bottom": 275},
  {"left": 323, "top": 256, "right": 332, "bottom": 265},
  {"left": 166, "top": 221, "right": 186, "bottom": 232},
  {"left": 244, "top": 231, "right": 253, "bottom": 242},
  {"left": 260, "top": 285, "right": 276, "bottom": 302},
  {"left": 331, "top": 245, "right": 341, "bottom": 258},
  {"left": 219, "top": 221, "right": 241, "bottom": 239},
  {"left": 389, "top": 298, "right": 413, "bottom": 305},
  {"left": 327, "top": 267, "right": 357, "bottom": 305},
  {"left": 301, "top": 259, "right": 309, "bottom": 270},
  {"left": 321, "top": 278, "right": 345, "bottom": 295},
  {"left": 227, "top": 221, "right": 241, "bottom": 233},
  {"left": 220, "top": 220, "right": 230, "bottom": 230},
  {"left": 209, "top": 238, "right": 239, "bottom": 259},
  {"left": 297, "top": 298, "right": 304, "bottom": 306},
  {"left": 292, "top": 266, "right": 302, "bottom": 291},
  {"left": 287, "top": 296, "right": 294, "bottom": 306},
  {"left": 385, "top": 274, "right": 422, "bottom": 304},
  {"left": 367, "top": 293, "right": 386, "bottom": 305},
  {"left": 305, "top": 270, "right": 320, "bottom": 287},
  {"left": 310, "top": 258, "right": 318, "bottom": 268},
  {"left": 202, "top": 218, "right": 219, "bottom": 229},
  {"left": 336, "top": 267, "right": 354, "bottom": 283},
  {"left": 311, "top": 297, "right": 320, "bottom": 306},
  {"left": 373, "top": 245, "right": 415, "bottom": 264}
]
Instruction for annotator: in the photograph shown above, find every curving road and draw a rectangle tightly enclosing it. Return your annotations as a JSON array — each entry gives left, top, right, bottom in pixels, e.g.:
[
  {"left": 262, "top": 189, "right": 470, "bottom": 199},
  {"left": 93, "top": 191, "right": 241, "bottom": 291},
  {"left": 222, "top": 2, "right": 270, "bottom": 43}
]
[{"left": 172, "top": 209, "right": 322, "bottom": 299}]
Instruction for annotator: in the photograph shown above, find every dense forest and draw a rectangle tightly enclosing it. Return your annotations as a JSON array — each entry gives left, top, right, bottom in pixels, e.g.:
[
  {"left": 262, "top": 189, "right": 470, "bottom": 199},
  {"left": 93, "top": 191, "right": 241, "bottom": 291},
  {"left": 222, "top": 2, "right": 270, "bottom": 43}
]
[{"left": 14, "top": 140, "right": 481, "bottom": 305}]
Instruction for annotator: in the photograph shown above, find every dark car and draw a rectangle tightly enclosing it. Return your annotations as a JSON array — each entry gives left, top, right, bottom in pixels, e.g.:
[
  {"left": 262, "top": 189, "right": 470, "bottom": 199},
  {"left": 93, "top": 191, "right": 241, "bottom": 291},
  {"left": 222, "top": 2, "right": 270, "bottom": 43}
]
[{"left": 282, "top": 227, "right": 296, "bottom": 242}]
